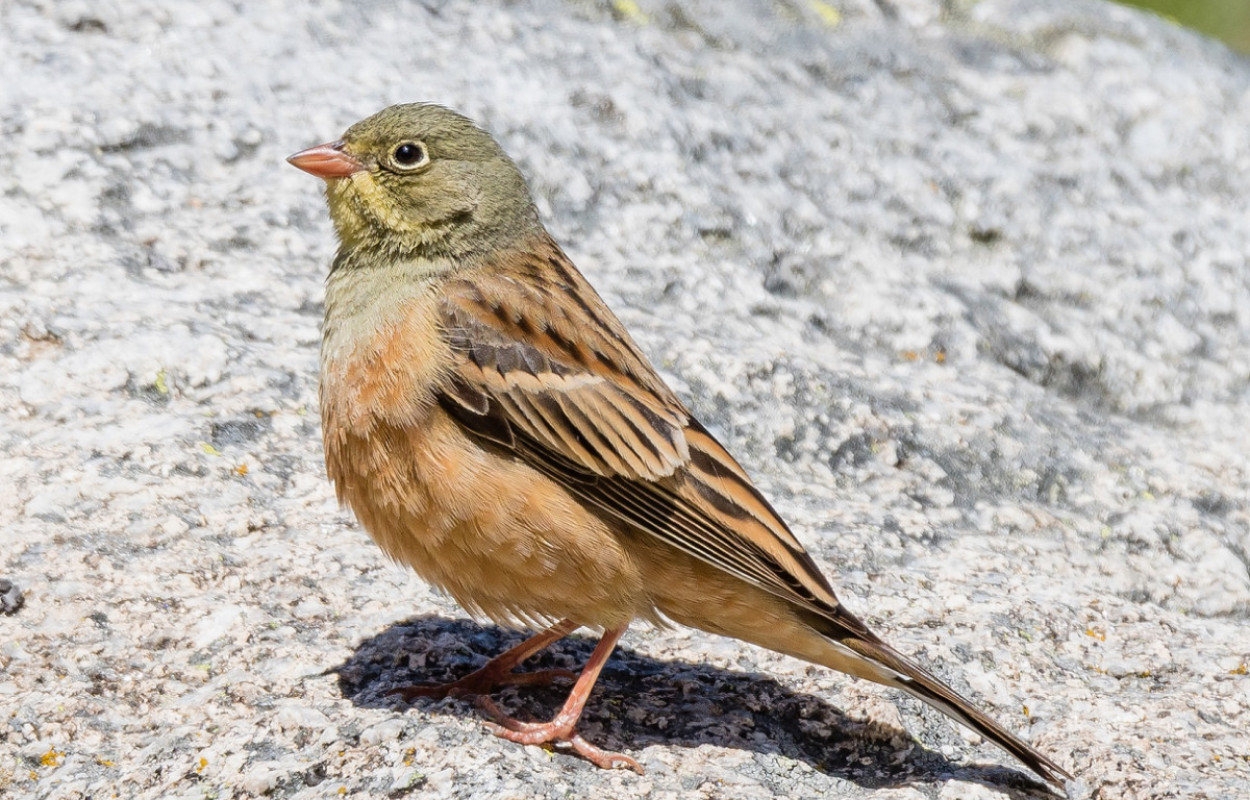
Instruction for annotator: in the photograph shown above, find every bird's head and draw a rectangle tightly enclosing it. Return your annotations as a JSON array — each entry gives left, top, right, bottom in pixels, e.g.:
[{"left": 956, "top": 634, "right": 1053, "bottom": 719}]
[{"left": 289, "top": 103, "right": 540, "bottom": 263}]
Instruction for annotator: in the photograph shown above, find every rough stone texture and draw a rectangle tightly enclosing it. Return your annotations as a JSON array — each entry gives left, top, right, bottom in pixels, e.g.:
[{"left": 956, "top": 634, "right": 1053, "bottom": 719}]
[{"left": 2, "top": 0, "right": 1249, "bottom": 798}]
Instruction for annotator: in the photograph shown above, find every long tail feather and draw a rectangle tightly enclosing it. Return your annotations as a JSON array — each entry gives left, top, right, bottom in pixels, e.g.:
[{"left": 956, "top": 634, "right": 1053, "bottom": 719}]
[
  {"left": 847, "top": 635, "right": 1071, "bottom": 787},
  {"left": 798, "top": 607, "right": 1072, "bottom": 787}
]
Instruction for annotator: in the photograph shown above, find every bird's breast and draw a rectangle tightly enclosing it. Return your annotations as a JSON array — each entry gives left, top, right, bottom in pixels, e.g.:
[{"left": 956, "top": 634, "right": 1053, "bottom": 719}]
[
  {"left": 315, "top": 267, "right": 656, "bottom": 628},
  {"left": 319, "top": 267, "right": 451, "bottom": 433}
]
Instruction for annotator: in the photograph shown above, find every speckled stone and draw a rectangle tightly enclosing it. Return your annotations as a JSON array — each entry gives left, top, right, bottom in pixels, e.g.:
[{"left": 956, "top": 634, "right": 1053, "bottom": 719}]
[{"left": 2, "top": 1, "right": 1249, "bottom": 798}]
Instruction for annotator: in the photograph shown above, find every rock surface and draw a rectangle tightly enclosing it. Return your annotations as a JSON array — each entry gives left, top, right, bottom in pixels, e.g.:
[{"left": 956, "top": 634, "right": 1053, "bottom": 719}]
[{"left": 2, "top": 0, "right": 1248, "bottom": 798}]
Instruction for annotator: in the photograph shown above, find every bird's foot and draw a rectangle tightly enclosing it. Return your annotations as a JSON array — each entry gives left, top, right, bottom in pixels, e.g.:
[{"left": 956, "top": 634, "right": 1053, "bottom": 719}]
[
  {"left": 478, "top": 696, "right": 642, "bottom": 773},
  {"left": 387, "top": 619, "right": 582, "bottom": 703},
  {"left": 386, "top": 664, "right": 578, "bottom": 703}
]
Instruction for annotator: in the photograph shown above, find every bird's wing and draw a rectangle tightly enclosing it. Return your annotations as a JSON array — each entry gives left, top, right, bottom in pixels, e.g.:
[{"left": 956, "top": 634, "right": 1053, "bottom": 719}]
[
  {"left": 438, "top": 264, "right": 689, "bottom": 483},
  {"left": 436, "top": 241, "right": 846, "bottom": 617},
  {"left": 437, "top": 244, "right": 1073, "bottom": 786}
]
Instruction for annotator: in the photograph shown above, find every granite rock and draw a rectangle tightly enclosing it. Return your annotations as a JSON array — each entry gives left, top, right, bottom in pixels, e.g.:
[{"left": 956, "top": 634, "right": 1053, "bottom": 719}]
[{"left": 2, "top": 1, "right": 1248, "bottom": 798}]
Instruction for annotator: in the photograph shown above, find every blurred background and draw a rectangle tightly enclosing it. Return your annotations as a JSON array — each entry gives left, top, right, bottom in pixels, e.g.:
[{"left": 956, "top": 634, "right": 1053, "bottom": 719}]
[{"left": 1116, "top": 0, "right": 1250, "bottom": 53}]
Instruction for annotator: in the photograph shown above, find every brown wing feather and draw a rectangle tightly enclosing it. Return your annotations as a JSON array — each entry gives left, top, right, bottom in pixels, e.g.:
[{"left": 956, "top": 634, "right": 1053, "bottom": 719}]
[
  {"left": 440, "top": 265, "right": 689, "bottom": 481},
  {"left": 435, "top": 236, "right": 845, "bottom": 616}
]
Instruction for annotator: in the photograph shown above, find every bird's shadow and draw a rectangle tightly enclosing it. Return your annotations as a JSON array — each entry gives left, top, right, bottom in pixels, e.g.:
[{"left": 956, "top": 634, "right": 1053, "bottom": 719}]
[{"left": 333, "top": 615, "right": 1054, "bottom": 797}]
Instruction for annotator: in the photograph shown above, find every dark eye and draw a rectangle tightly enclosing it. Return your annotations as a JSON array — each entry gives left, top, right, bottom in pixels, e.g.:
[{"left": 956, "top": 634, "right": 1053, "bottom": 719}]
[{"left": 391, "top": 141, "right": 427, "bottom": 169}]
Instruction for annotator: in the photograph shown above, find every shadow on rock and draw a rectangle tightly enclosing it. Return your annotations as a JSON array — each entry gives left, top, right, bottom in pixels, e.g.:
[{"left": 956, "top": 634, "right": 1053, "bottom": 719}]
[{"left": 333, "top": 615, "right": 1053, "bottom": 797}]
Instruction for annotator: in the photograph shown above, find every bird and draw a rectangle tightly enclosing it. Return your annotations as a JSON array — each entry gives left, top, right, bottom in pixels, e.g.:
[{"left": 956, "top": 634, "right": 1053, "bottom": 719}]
[{"left": 287, "top": 102, "right": 1071, "bottom": 787}]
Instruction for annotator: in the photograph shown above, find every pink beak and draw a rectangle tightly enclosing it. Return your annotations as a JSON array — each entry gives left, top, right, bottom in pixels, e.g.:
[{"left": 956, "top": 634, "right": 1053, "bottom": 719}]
[{"left": 287, "top": 140, "right": 365, "bottom": 179}]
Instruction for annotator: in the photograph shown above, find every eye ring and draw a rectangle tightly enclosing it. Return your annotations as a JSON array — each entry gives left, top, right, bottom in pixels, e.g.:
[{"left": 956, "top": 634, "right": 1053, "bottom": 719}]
[{"left": 390, "top": 141, "right": 429, "bottom": 170}]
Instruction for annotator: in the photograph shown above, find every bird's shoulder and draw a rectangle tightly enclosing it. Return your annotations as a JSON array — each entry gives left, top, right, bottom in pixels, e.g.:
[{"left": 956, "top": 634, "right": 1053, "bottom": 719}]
[
  {"left": 443, "top": 240, "right": 687, "bottom": 412},
  {"left": 437, "top": 238, "right": 693, "bottom": 481}
]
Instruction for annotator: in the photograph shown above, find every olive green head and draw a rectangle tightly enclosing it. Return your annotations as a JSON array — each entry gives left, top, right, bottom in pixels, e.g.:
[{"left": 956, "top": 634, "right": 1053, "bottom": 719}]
[{"left": 289, "top": 103, "right": 541, "bottom": 263}]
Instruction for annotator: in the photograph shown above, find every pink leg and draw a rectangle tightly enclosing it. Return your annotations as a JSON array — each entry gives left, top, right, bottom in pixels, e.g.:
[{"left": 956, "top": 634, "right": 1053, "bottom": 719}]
[
  {"left": 387, "top": 619, "right": 580, "bottom": 702},
  {"left": 480, "top": 624, "right": 641, "bottom": 772}
]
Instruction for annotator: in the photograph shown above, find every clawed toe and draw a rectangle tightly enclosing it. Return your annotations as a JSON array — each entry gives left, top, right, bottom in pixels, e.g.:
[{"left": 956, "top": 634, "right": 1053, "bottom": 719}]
[
  {"left": 477, "top": 696, "right": 535, "bottom": 730},
  {"left": 496, "top": 667, "right": 579, "bottom": 687},
  {"left": 386, "top": 682, "right": 465, "bottom": 702},
  {"left": 569, "top": 734, "right": 642, "bottom": 773},
  {"left": 481, "top": 700, "right": 642, "bottom": 773},
  {"left": 387, "top": 622, "right": 639, "bottom": 774},
  {"left": 484, "top": 723, "right": 641, "bottom": 772}
]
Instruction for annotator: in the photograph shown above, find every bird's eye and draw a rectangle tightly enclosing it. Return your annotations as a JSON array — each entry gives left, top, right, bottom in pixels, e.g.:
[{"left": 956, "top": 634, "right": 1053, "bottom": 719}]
[{"left": 390, "top": 141, "right": 428, "bottom": 169}]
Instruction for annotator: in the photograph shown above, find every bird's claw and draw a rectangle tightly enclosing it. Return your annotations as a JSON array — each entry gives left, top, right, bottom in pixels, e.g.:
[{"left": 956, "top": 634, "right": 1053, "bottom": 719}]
[{"left": 478, "top": 697, "right": 642, "bottom": 773}]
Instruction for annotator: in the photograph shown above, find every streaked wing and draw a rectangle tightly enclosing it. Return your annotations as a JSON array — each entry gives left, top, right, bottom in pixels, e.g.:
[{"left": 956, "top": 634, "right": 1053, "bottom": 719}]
[
  {"left": 437, "top": 239, "right": 847, "bottom": 619},
  {"left": 438, "top": 250, "right": 690, "bottom": 482}
]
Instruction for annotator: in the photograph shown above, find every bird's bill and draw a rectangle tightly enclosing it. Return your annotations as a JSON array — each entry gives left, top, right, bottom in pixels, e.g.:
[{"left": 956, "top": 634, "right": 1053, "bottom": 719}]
[{"left": 287, "top": 141, "right": 365, "bottom": 179}]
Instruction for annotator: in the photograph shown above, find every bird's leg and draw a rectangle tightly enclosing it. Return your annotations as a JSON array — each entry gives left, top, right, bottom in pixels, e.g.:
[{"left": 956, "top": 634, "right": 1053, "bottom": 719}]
[
  {"left": 387, "top": 618, "right": 580, "bottom": 702},
  {"left": 479, "top": 624, "right": 640, "bottom": 772}
]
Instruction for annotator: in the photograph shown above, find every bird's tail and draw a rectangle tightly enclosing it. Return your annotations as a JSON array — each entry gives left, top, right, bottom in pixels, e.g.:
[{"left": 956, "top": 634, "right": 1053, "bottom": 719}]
[{"left": 799, "top": 609, "right": 1072, "bottom": 788}]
